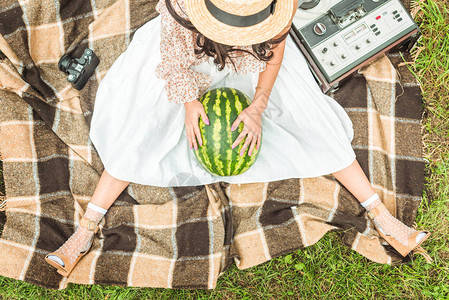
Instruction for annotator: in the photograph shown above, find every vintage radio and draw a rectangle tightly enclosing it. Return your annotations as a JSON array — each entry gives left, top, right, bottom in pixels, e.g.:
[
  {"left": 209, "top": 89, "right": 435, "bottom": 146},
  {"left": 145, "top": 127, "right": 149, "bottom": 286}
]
[{"left": 290, "top": 0, "right": 420, "bottom": 93}]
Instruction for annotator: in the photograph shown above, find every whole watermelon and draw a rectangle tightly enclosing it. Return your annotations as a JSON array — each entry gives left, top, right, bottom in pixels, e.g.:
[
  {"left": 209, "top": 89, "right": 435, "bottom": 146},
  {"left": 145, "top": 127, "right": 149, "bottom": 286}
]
[{"left": 194, "top": 87, "right": 262, "bottom": 176}]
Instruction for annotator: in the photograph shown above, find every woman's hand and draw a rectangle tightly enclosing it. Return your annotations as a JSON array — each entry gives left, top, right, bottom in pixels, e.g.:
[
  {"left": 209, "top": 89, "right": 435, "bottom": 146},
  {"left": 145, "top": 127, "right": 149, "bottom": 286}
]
[
  {"left": 230, "top": 94, "right": 267, "bottom": 156},
  {"left": 184, "top": 100, "right": 209, "bottom": 151}
]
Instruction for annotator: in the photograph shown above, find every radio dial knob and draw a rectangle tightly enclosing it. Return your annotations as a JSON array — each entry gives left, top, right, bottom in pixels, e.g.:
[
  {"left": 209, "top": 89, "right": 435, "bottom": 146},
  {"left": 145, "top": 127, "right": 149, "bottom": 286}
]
[
  {"left": 366, "top": 38, "right": 372, "bottom": 43},
  {"left": 330, "top": 60, "right": 336, "bottom": 66},
  {"left": 341, "top": 54, "right": 347, "bottom": 59},
  {"left": 333, "top": 41, "right": 339, "bottom": 47},
  {"left": 313, "top": 23, "right": 326, "bottom": 36},
  {"left": 355, "top": 44, "right": 361, "bottom": 50}
]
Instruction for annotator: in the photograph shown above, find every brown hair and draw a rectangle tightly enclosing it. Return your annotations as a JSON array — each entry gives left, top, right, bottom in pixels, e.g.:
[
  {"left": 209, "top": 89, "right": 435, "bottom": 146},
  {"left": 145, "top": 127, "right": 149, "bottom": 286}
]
[{"left": 165, "top": 0, "right": 290, "bottom": 71}]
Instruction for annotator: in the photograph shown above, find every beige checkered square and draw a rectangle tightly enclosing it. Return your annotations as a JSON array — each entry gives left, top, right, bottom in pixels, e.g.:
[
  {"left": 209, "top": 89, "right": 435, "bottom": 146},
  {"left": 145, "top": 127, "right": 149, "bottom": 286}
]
[
  {"left": 301, "top": 177, "right": 337, "bottom": 209},
  {"left": 234, "top": 230, "right": 268, "bottom": 269},
  {"left": 135, "top": 203, "right": 174, "bottom": 228},
  {"left": 226, "top": 182, "right": 267, "bottom": 206},
  {"left": 0, "top": 123, "right": 34, "bottom": 160},
  {"left": 0, "top": 241, "right": 30, "bottom": 279},
  {"left": 130, "top": 255, "right": 172, "bottom": 287},
  {"left": 29, "top": 24, "right": 63, "bottom": 64},
  {"left": 91, "top": 0, "right": 127, "bottom": 40},
  {"left": 371, "top": 113, "right": 394, "bottom": 154}
]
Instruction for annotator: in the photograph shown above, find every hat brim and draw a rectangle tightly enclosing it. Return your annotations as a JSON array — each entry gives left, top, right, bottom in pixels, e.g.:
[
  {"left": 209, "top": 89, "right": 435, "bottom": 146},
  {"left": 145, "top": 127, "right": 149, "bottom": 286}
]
[{"left": 185, "top": 0, "right": 295, "bottom": 46}]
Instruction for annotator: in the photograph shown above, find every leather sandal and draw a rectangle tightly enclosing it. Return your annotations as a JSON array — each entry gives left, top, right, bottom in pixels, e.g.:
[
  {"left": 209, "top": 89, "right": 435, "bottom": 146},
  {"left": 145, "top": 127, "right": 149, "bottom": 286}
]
[
  {"left": 367, "top": 203, "right": 431, "bottom": 258},
  {"left": 45, "top": 216, "right": 100, "bottom": 277}
]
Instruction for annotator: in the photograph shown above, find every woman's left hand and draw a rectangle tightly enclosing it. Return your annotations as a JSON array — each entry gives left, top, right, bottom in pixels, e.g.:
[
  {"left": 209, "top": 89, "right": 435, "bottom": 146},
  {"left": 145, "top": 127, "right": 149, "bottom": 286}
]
[{"left": 230, "top": 102, "right": 264, "bottom": 157}]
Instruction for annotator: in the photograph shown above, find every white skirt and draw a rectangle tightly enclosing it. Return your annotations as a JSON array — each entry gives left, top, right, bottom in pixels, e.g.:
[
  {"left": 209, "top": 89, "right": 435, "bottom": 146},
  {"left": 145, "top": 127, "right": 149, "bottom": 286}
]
[{"left": 89, "top": 15, "right": 356, "bottom": 187}]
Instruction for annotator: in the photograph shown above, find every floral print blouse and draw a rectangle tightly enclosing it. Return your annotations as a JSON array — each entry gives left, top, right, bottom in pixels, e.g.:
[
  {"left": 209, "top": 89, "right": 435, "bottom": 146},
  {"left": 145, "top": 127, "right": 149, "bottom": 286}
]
[{"left": 155, "top": 0, "right": 267, "bottom": 104}]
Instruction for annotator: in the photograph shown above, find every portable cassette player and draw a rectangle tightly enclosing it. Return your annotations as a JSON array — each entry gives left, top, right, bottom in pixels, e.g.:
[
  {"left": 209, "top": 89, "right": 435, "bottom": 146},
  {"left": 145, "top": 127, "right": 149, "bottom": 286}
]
[{"left": 290, "top": 0, "right": 420, "bottom": 93}]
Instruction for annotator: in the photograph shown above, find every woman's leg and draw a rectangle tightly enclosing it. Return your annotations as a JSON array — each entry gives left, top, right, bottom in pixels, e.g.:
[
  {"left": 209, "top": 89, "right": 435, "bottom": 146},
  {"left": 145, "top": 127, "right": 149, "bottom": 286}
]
[
  {"left": 331, "top": 159, "right": 375, "bottom": 204},
  {"left": 46, "top": 169, "right": 130, "bottom": 267},
  {"left": 331, "top": 158, "right": 426, "bottom": 247},
  {"left": 90, "top": 169, "right": 130, "bottom": 210}
]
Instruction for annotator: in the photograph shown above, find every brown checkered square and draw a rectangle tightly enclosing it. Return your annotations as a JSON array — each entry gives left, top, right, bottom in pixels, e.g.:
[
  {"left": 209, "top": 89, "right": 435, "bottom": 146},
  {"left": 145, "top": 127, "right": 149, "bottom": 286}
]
[
  {"left": 138, "top": 227, "right": 174, "bottom": 257},
  {"left": 4, "top": 162, "right": 38, "bottom": 197},
  {"left": 59, "top": 0, "right": 93, "bottom": 21},
  {"left": 0, "top": 2, "right": 25, "bottom": 36},
  {"left": 2, "top": 211, "right": 38, "bottom": 245},
  {"left": 395, "top": 120, "right": 422, "bottom": 158},
  {"left": 348, "top": 110, "right": 369, "bottom": 147},
  {"left": 371, "top": 150, "right": 394, "bottom": 191}
]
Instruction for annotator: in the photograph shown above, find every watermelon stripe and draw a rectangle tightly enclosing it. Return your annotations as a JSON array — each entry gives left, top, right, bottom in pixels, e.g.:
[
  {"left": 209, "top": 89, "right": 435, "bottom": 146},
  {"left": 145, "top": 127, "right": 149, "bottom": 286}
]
[
  {"left": 233, "top": 88, "right": 246, "bottom": 174},
  {"left": 212, "top": 117, "right": 225, "bottom": 175},
  {"left": 234, "top": 89, "right": 243, "bottom": 113},
  {"left": 213, "top": 89, "right": 222, "bottom": 117},
  {"left": 225, "top": 95, "right": 232, "bottom": 175},
  {"left": 202, "top": 91, "right": 211, "bottom": 114},
  {"left": 230, "top": 89, "right": 240, "bottom": 175}
]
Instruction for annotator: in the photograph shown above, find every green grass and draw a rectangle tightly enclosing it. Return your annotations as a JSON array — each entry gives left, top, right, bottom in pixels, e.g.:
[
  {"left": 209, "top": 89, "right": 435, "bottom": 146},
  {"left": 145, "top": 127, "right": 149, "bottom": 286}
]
[{"left": 1, "top": 0, "right": 449, "bottom": 298}]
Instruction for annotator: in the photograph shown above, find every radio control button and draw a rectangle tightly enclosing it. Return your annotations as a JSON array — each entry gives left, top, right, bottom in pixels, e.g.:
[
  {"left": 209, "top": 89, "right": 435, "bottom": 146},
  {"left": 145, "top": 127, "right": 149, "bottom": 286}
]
[
  {"left": 397, "top": 18, "right": 403, "bottom": 22},
  {"left": 322, "top": 47, "right": 328, "bottom": 53},
  {"left": 355, "top": 44, "right": 361, "bottom": 50},
  {"left": 366, "top": 38, "right": 372, "bottom": 43},
  {"left": 330, "top": 60, "right": 337, "bottom": 66},
  {"left": 333, "top": 41, "right": 339, "bottom": 47},
  {"left": 341, "top": 54, "right": 347, "bottom": 59},
  {"left": 313, "top": 23, "right": 326, "bottom": 36}
]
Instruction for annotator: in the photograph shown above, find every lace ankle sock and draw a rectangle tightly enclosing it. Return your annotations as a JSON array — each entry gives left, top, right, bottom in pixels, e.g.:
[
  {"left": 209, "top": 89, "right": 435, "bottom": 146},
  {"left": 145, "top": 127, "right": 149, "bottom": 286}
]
[
  {"left": 47, "top": 202, "right": 107, "bottom": 267},
  {"left": 361, "top": 193, "right": 427, "bottom": 245}
]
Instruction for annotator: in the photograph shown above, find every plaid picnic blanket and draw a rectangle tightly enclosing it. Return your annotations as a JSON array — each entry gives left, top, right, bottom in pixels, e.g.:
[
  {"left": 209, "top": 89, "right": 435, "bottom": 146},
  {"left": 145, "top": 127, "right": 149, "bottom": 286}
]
[{"left": 0, "top": 0, "right": 425, "bottom": 290}]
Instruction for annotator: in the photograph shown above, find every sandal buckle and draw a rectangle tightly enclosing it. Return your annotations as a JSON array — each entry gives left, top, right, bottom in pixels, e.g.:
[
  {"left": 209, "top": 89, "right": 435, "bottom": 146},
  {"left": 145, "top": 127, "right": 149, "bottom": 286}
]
[
  {"left": 367, "top": 210, "right": 375, "bottom": 220},
  {"left": 87, "top": 220, "right": 97, "bottom": 231}
]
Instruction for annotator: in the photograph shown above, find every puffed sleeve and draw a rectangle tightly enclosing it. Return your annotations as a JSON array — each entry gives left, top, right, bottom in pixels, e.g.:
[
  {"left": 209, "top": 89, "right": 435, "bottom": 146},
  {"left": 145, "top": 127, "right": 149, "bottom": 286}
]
[{"left": 155, "top": 0, "right": 212, "bottom": 104}]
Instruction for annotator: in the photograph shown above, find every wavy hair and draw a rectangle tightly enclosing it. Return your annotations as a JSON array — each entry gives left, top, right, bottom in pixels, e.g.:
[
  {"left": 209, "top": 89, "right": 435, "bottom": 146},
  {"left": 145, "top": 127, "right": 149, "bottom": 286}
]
[{"left": 165, "top": 0, "right": 290, "bottom": 71}]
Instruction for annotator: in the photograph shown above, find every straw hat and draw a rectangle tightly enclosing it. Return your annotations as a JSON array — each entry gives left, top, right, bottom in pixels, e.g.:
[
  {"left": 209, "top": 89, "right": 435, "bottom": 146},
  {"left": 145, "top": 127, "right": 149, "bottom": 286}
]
[{"left": 185, "top": 0, "right": 296, "bottom": 46}]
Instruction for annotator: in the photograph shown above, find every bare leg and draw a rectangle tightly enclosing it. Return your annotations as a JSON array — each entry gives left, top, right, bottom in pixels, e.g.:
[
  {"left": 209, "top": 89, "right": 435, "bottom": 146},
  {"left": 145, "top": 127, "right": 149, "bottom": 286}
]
[
  {"left": 46, "top": 169, "right": 129, "bottom": 268},
  {"left": 331, "top": 158, "right": 427, "bottom": 247},
  {"left": 90, "top": 169, "right": 130, "bottom": 210},
  {"left": 331, "top": 159, "right": 375, "bottom": 203}
]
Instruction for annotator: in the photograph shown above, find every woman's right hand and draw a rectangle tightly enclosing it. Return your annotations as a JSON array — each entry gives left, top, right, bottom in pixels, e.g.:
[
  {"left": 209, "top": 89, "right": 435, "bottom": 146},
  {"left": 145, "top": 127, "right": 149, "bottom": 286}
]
[{"left": 184, "top": 100, "right": 209, "bottom": 151}]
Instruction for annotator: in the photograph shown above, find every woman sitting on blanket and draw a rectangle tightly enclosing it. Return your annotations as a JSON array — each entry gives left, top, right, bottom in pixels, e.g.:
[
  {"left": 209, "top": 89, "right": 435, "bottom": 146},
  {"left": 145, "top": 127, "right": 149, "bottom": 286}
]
[{"left": 44, "top": 0, "right": 430, "bottom": 277}]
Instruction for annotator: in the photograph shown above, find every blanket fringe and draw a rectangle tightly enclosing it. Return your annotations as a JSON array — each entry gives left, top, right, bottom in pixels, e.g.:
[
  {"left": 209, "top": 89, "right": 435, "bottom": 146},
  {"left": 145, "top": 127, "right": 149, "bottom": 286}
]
[
  {"left": 0, "top": 198, "right": 6, "bottom": 211},
  {"left": 413, "top": 246, "right": 433, "bottom": 263}
]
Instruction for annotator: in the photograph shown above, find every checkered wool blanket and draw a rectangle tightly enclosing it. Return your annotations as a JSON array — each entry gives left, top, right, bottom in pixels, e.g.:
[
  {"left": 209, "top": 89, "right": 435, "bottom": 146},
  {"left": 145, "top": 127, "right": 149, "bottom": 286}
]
[{"left": 0, "top": 0, "right": 425, "bottom": 290}]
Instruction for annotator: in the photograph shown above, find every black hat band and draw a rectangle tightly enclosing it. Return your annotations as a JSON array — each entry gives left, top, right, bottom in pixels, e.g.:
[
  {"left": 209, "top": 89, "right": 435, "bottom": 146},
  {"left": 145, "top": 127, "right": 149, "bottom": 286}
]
[{"left": 205, "top": 0, "right": 277, "bottom": 28}]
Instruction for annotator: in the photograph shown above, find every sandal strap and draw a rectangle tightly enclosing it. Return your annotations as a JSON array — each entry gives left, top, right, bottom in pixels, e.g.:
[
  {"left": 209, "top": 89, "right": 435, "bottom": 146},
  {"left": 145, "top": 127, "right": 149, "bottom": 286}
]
[
  {"left": 367, "top": 203, "right": 387, "bottom": 220},
  {"left": 79, "top": 217, "right": 99, "bottom": 233}
]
